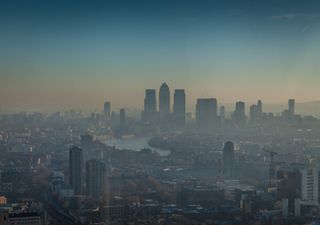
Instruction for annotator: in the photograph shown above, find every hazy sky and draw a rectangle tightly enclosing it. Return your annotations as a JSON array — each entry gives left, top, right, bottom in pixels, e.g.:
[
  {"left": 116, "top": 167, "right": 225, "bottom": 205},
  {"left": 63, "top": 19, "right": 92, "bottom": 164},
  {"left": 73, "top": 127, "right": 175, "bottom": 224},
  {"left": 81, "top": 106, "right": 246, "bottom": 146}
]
[{"left": 1, "top": 0, "right": 320, "bottom": 112}]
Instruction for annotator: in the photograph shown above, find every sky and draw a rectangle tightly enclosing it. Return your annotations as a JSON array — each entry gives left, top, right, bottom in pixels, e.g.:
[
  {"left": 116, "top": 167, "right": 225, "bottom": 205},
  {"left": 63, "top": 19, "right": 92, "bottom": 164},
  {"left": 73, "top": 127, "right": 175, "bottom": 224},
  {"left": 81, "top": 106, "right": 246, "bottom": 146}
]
[{"left": 1, "top": 0, "right": 320, "bottom": 112}]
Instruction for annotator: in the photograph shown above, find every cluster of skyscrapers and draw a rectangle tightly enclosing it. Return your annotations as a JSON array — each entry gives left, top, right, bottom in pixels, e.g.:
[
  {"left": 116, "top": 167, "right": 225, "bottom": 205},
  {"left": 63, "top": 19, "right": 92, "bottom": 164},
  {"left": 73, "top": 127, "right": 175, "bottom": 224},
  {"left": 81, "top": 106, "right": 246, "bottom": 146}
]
[
  {"left": 69, "top": 146, "right": 106, "bottom": 200},
  {"left": 142, "top": 83, "right": 186, "bottom": 128},
  {"left": 103, "top": 82, "right": 297, "bottom": 133}
]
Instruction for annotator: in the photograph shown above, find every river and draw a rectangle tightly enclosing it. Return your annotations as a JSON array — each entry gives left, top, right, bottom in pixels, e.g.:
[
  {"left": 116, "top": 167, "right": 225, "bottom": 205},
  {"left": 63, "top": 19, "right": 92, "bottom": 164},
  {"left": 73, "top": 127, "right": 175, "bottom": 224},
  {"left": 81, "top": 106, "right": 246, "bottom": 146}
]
[{"left": 105, "top": 136, "right": 170, "bottom": 156}]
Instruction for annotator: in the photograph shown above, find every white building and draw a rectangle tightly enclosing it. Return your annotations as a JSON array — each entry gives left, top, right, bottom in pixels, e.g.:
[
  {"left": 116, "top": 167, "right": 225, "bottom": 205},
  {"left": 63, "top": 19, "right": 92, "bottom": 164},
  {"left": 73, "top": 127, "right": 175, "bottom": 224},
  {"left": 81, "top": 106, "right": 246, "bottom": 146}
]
[{"left": 300, "top": 167, "right": 318, "bottom": 205}]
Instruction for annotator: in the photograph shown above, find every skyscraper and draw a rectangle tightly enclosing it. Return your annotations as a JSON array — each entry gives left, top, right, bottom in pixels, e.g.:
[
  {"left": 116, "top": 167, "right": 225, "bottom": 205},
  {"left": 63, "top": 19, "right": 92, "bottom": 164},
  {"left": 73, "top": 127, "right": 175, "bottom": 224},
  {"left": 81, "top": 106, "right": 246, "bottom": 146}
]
[
  {"left": 223, "top": 141, "right": 236, "bottom": 178},
  {"left": 173, "top": 89, "right": 186, "bottom": 128},
  {"left": 142, "top": 89, "right": 157, "bottom": 123},
  {"left": 249, "top": 104, "right": 257, "bottom": 124},
  {"left": 159, "top": 83, "right": 170, "bottom": 120},
  {"left": 300, "top": 167, "right": 318, "bottom": 204},
  {"left": 257, "top": 100, "right": 262, "bottom": 115},
  {"left": 232, "top": 101, "right": 246, "bottom": 127},
  {"left": 120, "top": 108, "right": 126, "bottom": 129},
  {"left": 220, "top": 106, "right": 225, "bottom": 129},
  {"left": 288, "top": 99, "right": 295, "bottom": 115},
  {"left": 196, "top": 98, "right": 218, "bottom": 132},
  {"left": 69, "top": 146, "right": 83, "bottom": 195},
  {"left": 86, "top": 159, "right": 106, "bottom": 200},
  {"left": 144, "top": 89, "right": 157, "bottom": 113},
  {"left": 104, "top": 101, "right": 111, "bottom": 119}
]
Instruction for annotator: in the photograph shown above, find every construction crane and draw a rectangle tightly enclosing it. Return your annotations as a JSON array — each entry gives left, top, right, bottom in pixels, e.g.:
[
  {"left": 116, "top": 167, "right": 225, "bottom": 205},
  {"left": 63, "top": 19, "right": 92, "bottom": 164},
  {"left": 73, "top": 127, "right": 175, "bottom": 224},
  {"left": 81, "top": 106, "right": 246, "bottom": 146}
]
[
  {"left": 263, "top": 148, "right": 278, "bottom": 165},
  {"left": 262, "top": 147, "right": 278, "bottom": 188}
]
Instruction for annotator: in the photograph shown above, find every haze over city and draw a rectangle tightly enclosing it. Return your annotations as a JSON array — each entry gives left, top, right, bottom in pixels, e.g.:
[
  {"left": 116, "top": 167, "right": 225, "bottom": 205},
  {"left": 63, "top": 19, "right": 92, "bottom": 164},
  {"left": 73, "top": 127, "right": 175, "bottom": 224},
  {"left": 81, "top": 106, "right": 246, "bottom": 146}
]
[
  {"left": 1, "top": 0, "right": 320, "bottom": 112},
  {"left": 2, "top": 1, "right": 320, "bottom": 225}
]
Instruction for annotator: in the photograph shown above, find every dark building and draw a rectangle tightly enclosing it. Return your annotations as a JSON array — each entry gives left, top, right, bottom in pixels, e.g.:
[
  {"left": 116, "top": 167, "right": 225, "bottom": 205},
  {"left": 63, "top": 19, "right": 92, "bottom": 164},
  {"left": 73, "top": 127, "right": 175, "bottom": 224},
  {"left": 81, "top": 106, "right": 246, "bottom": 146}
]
[
  {"left": 288, "top": 99, "right": 295, "bottom": 115},
  {"left": 69, "top": 146, "right": 83, "bottom": 195},
  {"left": 173, "top": 89, "right": 186, "bottom": 128},
  {"left": 8, "top": 212, "right": 42, "bottom": 225},
  {"left": 223, "top": 141, "right": 236, "bottom": 178},
  {"left": 196, "top": 98, "right": 218, "bottom": 133},
  {"left": 119, "top": 108, "right": 126, "bottom": 129},
  {"left": 249, "top": 104, "right": 257, "bottom": 124},
  {"left": 159, "top": 83, "right": 170, "bottom": 120},
  {"left": 104, "top": 101, "right": 111, "bottom": 119},
  {"left": 257, "top": 100, "right": 262, "bottom": 117},
  {"left": 142, "top": 89, "right": 157, "bottom": 123},
  {"left": 220, "top": 106, "right": 225, "bottom": 129},
  {"left": 276, "top": 167, "right": 301, "bottom": 216},
  {"left": 232, "top": 101, "right": 246, "bottom": 127},
  {"left": 180, "top": 185, "right": 224, "bottom": 206},
  {"left": 86, "top": 159, "right": 106, "bottom": 200}
]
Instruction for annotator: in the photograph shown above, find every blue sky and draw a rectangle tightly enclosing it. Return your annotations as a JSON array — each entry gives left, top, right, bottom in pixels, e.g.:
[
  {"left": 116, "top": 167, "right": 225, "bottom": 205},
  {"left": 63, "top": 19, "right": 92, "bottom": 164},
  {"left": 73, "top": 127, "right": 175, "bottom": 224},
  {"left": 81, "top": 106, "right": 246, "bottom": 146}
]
[{"left": 1, "top": 0, "right": 320, "bottom": 111}]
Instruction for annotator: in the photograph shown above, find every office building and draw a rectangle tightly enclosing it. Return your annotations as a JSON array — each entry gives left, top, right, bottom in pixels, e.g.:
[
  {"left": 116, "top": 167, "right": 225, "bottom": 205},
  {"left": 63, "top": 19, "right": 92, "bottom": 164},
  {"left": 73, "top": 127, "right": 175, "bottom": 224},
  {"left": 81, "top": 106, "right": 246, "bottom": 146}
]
[
  {"left": 69, "top": 146, "right": 83, "bottom": 195},
  {"left": 257, "top": 100, "right": 262, "bottom": 118},
  {"left": 300, "top": 167, "right": 318, "bottom": 205},
  {"left": 220, "top": 106, "right": 225, "bottom": 128},
  {"left": 288, "top": 99, "right": 295, "bottom": 115},
  {"left": 223, "top": 141, "right": 236, "bottom": 178},
  {"left": 119, "top": 108, "right": 126, "bottom": 129},
  {"left": 7, "top": 212, "right": 41, "bottom": 225},
  {"left": 173, "top": 89, "right": 186, "bottom": 128},
  {"left": 144, "top": 89, "right": 156, "bottom": 113},
  {"left": 142, "top": 89, "right": 157, "bottom": 123},
  {"left": 86, "top": 159, "right": 106, "bottom": 200},
  {"left": 104, "top": 101, "right": 111, "bottom": 119},
  {"left": 159, "top": 83, "right": 170, "bottom": 119},
  {"left": 232, "top": 101, "right": 246, "bottom": 127},
  {"left": 196, "top": 98, "right": 218, "bottom": 133},
  {"left": 249, "top": 104, "right": 257, "bottom": 124}
]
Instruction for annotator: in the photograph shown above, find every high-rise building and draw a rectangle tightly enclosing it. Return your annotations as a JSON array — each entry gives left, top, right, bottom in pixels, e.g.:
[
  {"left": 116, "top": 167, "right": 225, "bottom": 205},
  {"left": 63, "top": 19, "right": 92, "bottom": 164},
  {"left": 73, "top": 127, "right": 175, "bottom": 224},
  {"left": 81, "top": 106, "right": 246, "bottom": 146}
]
[
  {"left": 257, "top": 100, "right": 262, "bottom": 115},
  {"left": 86, "top": 159, "right": 106, "bottom": 200},
  {"left": 288, "top": 99, "right": 295, "bottom": 115},
  {"left": 300, "top": 167, "right": 318, "bottom": 204},
  {"left": 159, "top": 83, "right": 170, "bottom": 119},
  {"left": 220, "top": 106, "right": 225, "bottom": 129},
  {"left": 249, "top": 104, "right": 257, "bottom": 124},
  {"left": 276, "top": 167, "right": 301, "bottom": 215},
  {"left": 144, "top": 89, "right": 157, "bottom": 113},
  {"left": 120, "top": 108, "right": 126, "bottom": 129},
  {"left": 196, "top": 98, "right": 218, "bottom": 132},
  {"left": 173, "top": 89, "right": 186, "bottom": 128},
  {"left": 69, "top": 146, "right": 83, "bottom": 195},
  {"left": 142, "top": 89, "right": 157, "bottom": 123},
  {"left": 276, "top": 164, "right": 318, "bottom": 210},
  {"left": 223, "top": 141, "right": 236, "bottom": 178},
  {"left": 104, "top": 101, "right": 111, "bottom": 119},
  {"left": 232, "top": 101, "right": 246, "bottom": 127}
]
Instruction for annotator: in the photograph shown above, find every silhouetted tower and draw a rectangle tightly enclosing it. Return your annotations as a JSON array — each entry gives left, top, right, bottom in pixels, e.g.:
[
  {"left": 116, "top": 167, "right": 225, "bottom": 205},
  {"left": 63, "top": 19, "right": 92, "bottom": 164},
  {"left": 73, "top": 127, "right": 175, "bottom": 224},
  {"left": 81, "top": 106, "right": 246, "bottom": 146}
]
[
  {"left": 263, "top": 148, "right": 278, "bottom": 188},
  {"left": 86, "top": 159, "right": 106, "bottom": 200},
  {"left": 142, "top": 89, "right": 157, "bottom": 123},
  {"left": 144, "top": 89, "right": 157, "bottom": 112},
  {"left": 220, "top": 106, "right": 226, "bottom": 129},
  {"left": 196, "top": 98, "right": 218, "bottom": 133},
  {"left": 288, "top": 99, "right": 295, "bottom": 115},
  {"left": 223, "top": 141, "right": 236, "bottom": 178},
  {"left": 104, "top": 101, "right": 111, "bottom": 119},
  {"left": 69, "top": 146, "right": 83, "bottom": 195},
  {"left": 257, "top": 100, "right": 262, "bottom": 115},
  {"left": 159, "top": 83, "right": 170, "bottom": 120},
  {"left": 232, "top": 101, "right": 246, "bottom": 127},
  {"left": 173, "top": 89, "right": 186, "bottom": 128},
  {"left": 249, "top": 104, "right": 257, "bottom": 124},
  {"left": 120, "top": 108, "right": 126, "bottom": 129}
]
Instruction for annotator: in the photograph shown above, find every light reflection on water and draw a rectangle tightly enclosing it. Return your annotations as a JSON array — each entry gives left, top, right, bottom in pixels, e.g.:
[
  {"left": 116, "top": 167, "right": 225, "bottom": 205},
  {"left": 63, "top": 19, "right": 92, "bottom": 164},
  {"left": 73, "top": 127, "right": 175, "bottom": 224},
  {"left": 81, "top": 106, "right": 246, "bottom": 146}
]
[{"left": 105, "top": 136, "right": 170, "bottom": 156}]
